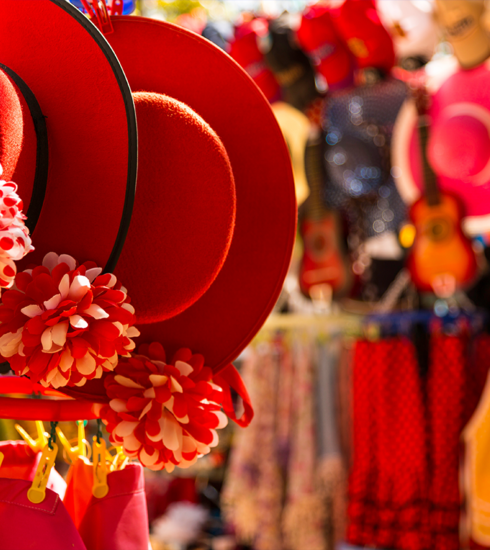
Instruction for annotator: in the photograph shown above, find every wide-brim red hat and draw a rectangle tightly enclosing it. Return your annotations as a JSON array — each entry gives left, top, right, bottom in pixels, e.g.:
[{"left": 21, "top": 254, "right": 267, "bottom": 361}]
[
  {"left": 0, "top": 14, "right": 295, "bottom": 403},
  {"left": 106, "top": 16, "right": 296, "bottom": 371},
  {"left": 0, "top": 0, "right": 137, "bottom": 273}
]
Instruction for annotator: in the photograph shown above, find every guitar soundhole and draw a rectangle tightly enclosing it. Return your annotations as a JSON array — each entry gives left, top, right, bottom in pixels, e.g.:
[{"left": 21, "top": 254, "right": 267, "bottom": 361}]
[
  {"left": 306, "top": 231, "right": 333, "bottom": 260},
  {"left": 424, "top": 218, "right": 452, "bottom": 242}
]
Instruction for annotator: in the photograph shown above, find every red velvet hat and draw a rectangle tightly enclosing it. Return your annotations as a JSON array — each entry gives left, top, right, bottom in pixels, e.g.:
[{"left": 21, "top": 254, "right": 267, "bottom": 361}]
[
  {"left": 106, "top": 16, "right": 296, "bottom": 371},
  {"left": 330, "top": 0, "right": 396, "bottom": 75},
  {"left": 0, "top": 0, "right": 137, "bottom": 273},
  {"left": 0, "top": 13, "right": 295, "bottom": 399},
  {"left": 229, "top": 19, "right": 282, "bottom": 103},
  {"left": 296, "top": 3, "right": 355, "bottom": 91}
]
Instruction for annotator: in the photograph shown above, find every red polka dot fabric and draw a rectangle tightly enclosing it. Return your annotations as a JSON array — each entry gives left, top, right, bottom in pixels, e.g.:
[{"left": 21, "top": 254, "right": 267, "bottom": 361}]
[{"left": 347, "top": 331, "right": 488, "bottom": 549}]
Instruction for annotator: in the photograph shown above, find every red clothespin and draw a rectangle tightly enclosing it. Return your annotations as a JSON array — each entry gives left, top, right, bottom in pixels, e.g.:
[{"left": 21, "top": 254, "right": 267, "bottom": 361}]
[{"left": 80, "top": 0, "right": 114, "bottom": 35}]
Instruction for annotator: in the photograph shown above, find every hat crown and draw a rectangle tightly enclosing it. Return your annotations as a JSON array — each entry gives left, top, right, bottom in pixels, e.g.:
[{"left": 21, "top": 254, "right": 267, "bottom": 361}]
[
  {"left": 114, "top": 92, "right": 236, "bottom": 324},
  {"left": 0, "top": 69, "right": 24, "bottom": 182}
]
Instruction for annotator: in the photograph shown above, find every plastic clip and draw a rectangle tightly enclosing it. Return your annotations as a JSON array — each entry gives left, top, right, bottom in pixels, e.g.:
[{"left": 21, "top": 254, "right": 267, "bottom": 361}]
[
  {"left": 27, "top": 443, "right": 58, "bottom": 504},
  {"left": 15, "top": 421, "right": 47, "bottom": 453},
  {"left": 0, "top": 451, "right": 3, "bottom": 468},
  {"left": 80, "top": 0, "right": 114, "bottom": 35},
  {"left": 92, "top": 436, "right": 109, "bottom": 498}
]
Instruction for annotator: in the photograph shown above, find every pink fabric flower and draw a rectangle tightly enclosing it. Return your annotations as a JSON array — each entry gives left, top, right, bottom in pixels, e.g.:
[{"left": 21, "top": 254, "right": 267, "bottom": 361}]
[
  {"left": 0, "top": 252, "right": 139, "bottom": 388},
  {"left": 101, "top": 343, "right": 228, "bottom": 472},
  {"left": 0, "top": 164, "right": 33, "bottom": 287}
]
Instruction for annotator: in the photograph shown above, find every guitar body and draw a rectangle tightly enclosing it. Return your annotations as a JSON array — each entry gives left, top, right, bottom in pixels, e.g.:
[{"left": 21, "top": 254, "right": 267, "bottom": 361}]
[
  {"left": 299, "top": 209, "right": 353, "bottom": 297},
  {"left": 408, "top": 192, "right": 477, "bottom": 292}
]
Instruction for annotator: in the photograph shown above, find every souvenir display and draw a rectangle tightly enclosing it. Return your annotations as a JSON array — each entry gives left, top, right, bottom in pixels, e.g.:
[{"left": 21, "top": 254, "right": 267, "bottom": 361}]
[{"left": 3, "top": 1, "right": 490, "bottom": 549}]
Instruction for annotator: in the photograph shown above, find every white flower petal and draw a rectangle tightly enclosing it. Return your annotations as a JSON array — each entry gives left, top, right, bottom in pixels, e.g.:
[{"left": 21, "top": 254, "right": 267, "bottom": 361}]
[
  {"left": 0, "top": 328, "right": 23, "bottom": 357},
  {"left": 139, "top": 446, "right": 159, "bottom": 466},
  {"left": 143, "top": 387, "right": 156, "bottom": 399},
  {"left": 42, "top": 252, "right": 60, "bottom": 272},
  {"left": 76, "top": 353, "right": 97, "bottom": 375},
  {"left": 85, "top": 267, "right": 102, "bottom": 283},
  {"left": 215, "top": 411, "right": 228, "bottom": 430},
  {"left": 125, "top": 327, "right": 140, "bottom": 339},
  {"left": 59, "top": 348, "right": 74, "bottom": 372},
  {"left": 21, "top": 304, "right": 44, "bottom": 318},
  {"left": 109, "top": 398, "right": 128, "bottom": 413},
  {"left": 123, "top": 432, "right": 141, "bottom": 452},
  {"left": 175, "top": 360, "right": 193, "bottom": 377},
  {"left": 58, "top": 254, "right": 77, "bottom": 271},
  {"left": 114, "top": 421, "right": 138, "bottom": 438},
  {"left": 69, "top": 315, "right": 88, "bottom": 329},
  {"left": 209, "top": 429, "right": 219, "bottom": 448},
  {"left": 51, "top": 321, "right": 69, "bottom": 347},
  {"left": 44, "top": 294, "right": 61, "bottom": 311},
  {"left": 41, "top": 327, "right": 53, "bottom": 351},
  {"left": 170, "top": 376, "right": 183, "bottom": 394},
  {"left": 84, "top": 304, "right": 109, "bottom": 319},
  {"left": 114, "top": 375, "right": 144, "bottom": 389},
  {"left": 182, "top": 436, "right": 197, "bottom": 453},
  {"left": 68, "top": 275, "right": 90, "bottom": 302},
  {"left": 59, "top": 273, "right": 70, "bottom": 299},
  {"left": 121, "top": 303, "right": 135, "bottom": 315},
  {"left": 160, "top": 414, "right": 181, "bottom": 451},
  {"left": 149, "top": 374, "right": 168, "bottom": 387},
  {"left": 139, "top": 401, "right": 152, "bottom": 420}
]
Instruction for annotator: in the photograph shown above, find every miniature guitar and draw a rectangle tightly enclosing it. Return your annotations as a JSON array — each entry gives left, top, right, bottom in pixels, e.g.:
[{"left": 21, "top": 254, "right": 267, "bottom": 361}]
[
  {"left": 407, "top": 86, "right": 477, "bottom": 295},
  {"left": 299, "top": 137, "right": 353, "bottom": 299}
]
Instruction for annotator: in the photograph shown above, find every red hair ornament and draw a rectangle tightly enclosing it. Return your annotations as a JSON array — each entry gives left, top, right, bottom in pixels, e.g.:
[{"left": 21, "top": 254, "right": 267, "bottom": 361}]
[
  {"left": 100, "top": 343, "right": 252, "bottom": 472},
  {"left": 0, "top": 252, "right": 138, "bottom": 388}
]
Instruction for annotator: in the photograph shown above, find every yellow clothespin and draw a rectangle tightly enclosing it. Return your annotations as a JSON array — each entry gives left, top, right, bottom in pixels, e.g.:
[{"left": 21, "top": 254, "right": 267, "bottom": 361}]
[
  {"left": 15, "top": 421, "right": 47, "bottom": 453},
  {"left": 56, "top": 420, "right": 90, "bottom": 464},
  {"left": 55, "top": 426, "right": 79, "bottom": 463},
  {"left": 77, "top": 420, "right": 87, "bottom": 458},
  {"left": 0, "top": 451, "right": 4, "bottom": 468},
  {"left": 92, "top": 436, "right": 109, "bottom": 498},
  {"left": 27, "top": 442, "right": 58, "bottom": 504}
]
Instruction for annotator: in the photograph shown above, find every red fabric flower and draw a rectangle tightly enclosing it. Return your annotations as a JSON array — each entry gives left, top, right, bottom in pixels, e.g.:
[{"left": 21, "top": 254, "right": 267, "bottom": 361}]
[
  {"left": 100, "top": 343, "right": 228, "bottom": 472},
  {"left": 0, "top": 165, "right": 33, "bottom": 288},
  {"left": 0, "top": 252, "right": 139, "bottom": 388}
]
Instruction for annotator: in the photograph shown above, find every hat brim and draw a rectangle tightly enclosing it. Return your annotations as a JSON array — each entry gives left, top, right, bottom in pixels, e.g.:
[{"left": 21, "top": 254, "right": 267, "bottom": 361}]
[
  {"left": 106, "top": 17, "right": 296, "bottom": 372},
  {"left": 0, "top": 0, "right": 137, "bottom": 272}
]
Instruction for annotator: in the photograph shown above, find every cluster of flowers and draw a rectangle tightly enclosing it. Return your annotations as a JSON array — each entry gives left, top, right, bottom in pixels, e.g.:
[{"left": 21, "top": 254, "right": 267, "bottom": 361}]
[
  {"left": 0, "top": 168, "right": 237, "bottom": 470},
  {"left": 0, "top": 164, "right": 33, "bottom": 288},
  {"left": 0, "top": 252, "right": 139, "bottom": 388},
  {"left": 101, "top": 343, "right": 228, "bottom": 471}
]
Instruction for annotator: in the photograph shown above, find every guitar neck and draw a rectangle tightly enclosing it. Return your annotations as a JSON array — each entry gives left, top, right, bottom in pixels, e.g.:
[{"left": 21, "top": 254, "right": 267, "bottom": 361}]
[
  {"left": 304, "top": 140, "right": 329, "bottom": 219},
  {"left": 418, "top": 117, "right": 440, "bottom": 207}
]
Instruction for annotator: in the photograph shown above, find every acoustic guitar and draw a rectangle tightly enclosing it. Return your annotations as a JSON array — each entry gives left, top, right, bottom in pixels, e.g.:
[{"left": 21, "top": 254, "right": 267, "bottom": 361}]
[
  {"left": 299, "top": 137, "right": 353, "bottom": 299},
  {"left": 407, "top": 87, "right": 477, "bottom": 295}
]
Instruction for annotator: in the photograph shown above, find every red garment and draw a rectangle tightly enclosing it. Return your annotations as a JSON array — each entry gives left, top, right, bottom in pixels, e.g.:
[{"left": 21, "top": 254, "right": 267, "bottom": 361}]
[
  {"left": 0, "top": 440, "right": 85, "bottom": 550},
  {"left": 427, "top": 335, "right": 467, "bottom": 550},
  {"left": 348, "top": 337, "right": 429, "bottom": 549},
  {"left": 348, "top": 332, "right": 475, "bottom": 549},
  {"left": 78, "top": 465, "right": 149, "bottom": 550},
  {"left": 64, "top": 458, "right": 149, "bottom": 550}
]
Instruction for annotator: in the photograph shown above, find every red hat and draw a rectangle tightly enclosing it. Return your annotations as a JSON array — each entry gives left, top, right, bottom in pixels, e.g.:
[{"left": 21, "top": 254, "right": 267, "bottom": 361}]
[
  {"left": 0, "top": 8, "right": 295, "bottom": 469},
  {"left": 229, "top": 19, "right": 282, "bottom": 102},
  {"left": 0, "top": 0, "right": 137, "bottom": 274},
  {"left": 330, "top": 0, "right": 396, "bottom": 75},
  {"left": 296, "top": 3, "right": 355, "bottom": 90}
]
